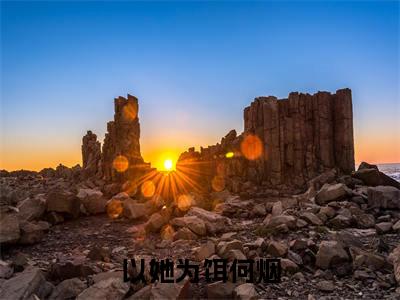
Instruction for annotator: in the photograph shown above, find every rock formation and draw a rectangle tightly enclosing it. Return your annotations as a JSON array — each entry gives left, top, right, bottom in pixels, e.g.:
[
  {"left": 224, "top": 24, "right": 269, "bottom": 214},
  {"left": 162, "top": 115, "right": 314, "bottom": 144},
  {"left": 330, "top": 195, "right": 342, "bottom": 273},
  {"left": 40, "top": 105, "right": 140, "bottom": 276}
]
[
  {"left": 81, "top": 131, "right": 102, "bottom": 179},
  {"left": 81, "top": 94, "right": 151, "bottom": 184},
  {"left": 178, "top": 88, "right": 355, "bottom": 192},
  {"left": 102, "top": 95, "right": 145, "bottom": 181}
]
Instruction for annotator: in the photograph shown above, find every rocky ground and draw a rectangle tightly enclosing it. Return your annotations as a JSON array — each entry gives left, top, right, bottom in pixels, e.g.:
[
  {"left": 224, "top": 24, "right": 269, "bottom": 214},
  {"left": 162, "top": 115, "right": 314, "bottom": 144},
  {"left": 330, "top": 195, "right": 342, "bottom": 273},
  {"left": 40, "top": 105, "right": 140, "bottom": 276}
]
[{"left": 1, "top": 162, "right": 400, "bottom": 299}]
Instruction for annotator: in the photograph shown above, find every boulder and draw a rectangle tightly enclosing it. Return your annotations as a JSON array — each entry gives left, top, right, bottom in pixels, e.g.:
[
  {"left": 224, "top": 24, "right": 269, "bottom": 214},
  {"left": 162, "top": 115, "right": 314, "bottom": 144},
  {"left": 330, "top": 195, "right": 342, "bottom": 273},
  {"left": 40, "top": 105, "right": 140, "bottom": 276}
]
[
  {"left": 300, "top": 212, "right": 323, "bottom": 226},
  {"left": 123, "top": 199, "right": 148, "bottom": 219},
  {"left": 358, "top": 162, "right": 378, "bottom": 171},
  {"left": 49, "top": 278, "right": 86, "bottom": 300},
  {"left": 77, "top": 188, "right": 107, "bottom": 214},
  {"left": 267, "top": 241, "right": 288, "bottom": 257},
  {"left": 50, "top": 257, "right": 95, "bottom": 281},
  {"left": 281, "top": 258, "right": 299, "bottom": 274},
  {"left": 315, "top": 183, "right": 351, "bottom": 205},
  {"left": 0, "top": 267, "right": 48, "bottom": 299},
  {"left": 186, "top": 207, "right": 231, "bottom": 234},
  {"left": 76, "top": 277, "right": 129, "bottom": 300},
  {"left": 196, "top": 241, "right": 215, "bottom": 261},
  {"left": 265, "top": 215, "right": 297, "bottom": 230},
  {"left": 388, "top": 245, "right": 400, "bottom": 284},
  {"left": 353, "top": 168, "right": 400, "bottom": 189},
  {"left": 19, "top": 221, "right": 46, "bottom": 245},
  {"left": 145, "top": 213, "right": 167, "bottom": 233},
  {"left": 315, "top": 241, "right": 349, "bottom": 269},
  {"left": 171, "top": 216, "right": 207, "bottom": 236},
  {"left": 206, "top": 281, "right": 235, "bottom": 299},
  {"left": 233, "top": 283, "right": 258, "bottom": 300},
  {"left": 17, "top": 195, "right": 46, "bottom": 221},
  {"left": 328, "top": 215, "right": 352, "bottom": 229},
  {"left": 173, "top": 227, "right": 197, "bottom": 241},
  {"left": 368, "top": 186, "right": 400, "bottom": 209},
  {"left": 393, "top": 220, "right": 400, "bottom": 232},
  {"left": 217, "top": 240, "right": 244, "bottom": 258},
  {"left": 47, "top": 190, "right": 80, "bottom": 218},
  {"left": 375, "top": 222, "right": 393, "bottom": 234},
  {"left": 353, "top": 213, "right": 375, "bottom": 228},
  {"left": 148, "top": 275, "right": 191, "bottom": 299},
  {"left": 0, "top": 214, "right": 20, "bottom": 245}
]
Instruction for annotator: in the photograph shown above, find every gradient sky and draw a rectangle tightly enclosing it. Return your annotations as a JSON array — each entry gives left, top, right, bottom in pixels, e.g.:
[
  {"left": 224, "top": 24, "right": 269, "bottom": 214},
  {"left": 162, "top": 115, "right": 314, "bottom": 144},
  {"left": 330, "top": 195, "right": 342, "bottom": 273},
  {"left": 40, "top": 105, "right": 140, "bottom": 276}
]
[{"left": 1, "top": 1, "right": 399, "bottom": 171}]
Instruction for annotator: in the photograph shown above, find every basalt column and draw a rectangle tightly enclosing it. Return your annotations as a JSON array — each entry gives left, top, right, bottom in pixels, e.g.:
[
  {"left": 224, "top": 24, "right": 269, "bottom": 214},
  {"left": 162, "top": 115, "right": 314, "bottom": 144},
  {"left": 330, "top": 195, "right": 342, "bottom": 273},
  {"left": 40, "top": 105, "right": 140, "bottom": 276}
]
[
  {"left": 244, "top": 88, "right": 355, "bottom": 188},
  {"left": 81, "top": 130, "right": 102, "bottom": 179},
  {"left": 102, "top": 94, "right": 145, "bottom": 182}
]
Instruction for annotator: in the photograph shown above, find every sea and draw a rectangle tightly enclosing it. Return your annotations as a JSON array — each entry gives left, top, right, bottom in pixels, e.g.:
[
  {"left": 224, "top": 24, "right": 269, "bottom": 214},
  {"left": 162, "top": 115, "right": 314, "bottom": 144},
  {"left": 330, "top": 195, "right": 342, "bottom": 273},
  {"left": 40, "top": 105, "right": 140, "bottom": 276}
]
[{"left": 374, "top": 163, "right": 400, "bottom": 182}]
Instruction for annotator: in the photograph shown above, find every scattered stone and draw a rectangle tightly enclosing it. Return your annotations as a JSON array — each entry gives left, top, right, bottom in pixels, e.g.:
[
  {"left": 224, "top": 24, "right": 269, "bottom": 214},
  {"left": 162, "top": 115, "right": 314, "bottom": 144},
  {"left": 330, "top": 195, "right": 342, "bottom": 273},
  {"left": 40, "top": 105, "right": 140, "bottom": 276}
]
[
  {"left": 87, "top": 246, "right": 111, "bottom": 261},
  {"left": 196, "top": 241, "right": 215, "bottom": 261},
  {"left": 315, "top": 183, "right": 351, "bottom": 205},
  {"left": 0, "top": 261, "right": 13, "bottom": 279},
  {"left": 47, "top": 190, "right": 80, "bottom": 218},
  {"left": 266, "top": 215, "right": 297, "bottom": 230},
  {"left": 251, "top": 204, "right": 266, "bottom": 216},
  {"left": 368, "top": 186, "right": 400, "bottom": 209},
  {"left": 281, "top": 258, "right": 299, "bottom": 273},
  {"left": 0, "top": 267, "right": 47, "bottom": 299},
  {"left": 319, "top": 206, "right": 336, "bottom": 218},
  {"left": 145, "top": 212, "right": 167, "bottom": 233},
  {"left": 206, "top": 281, "right": 235, "bottom": 299},
  {"left": 171, "top": 216, "right": 207, "bottom": 236},
  {"left": 0, "top": 214, "right": 20, "bottom": 244},
  {"left": 353, "top": 213, "right": 375, "bottom": 228},
  {"left": 148, "top": 275, "right": 191, "bottom": 299},
  {"left": 315, "top": 241, "right": 349, "bottom": 269},
  {"left": 300, "top": 212, "right": 323, "bottom": 226},
  {"left": 173, "top": 227, "right": 197, "bottom": 241},
  {"left": 375, "top": 222, "right": 393, "bottom": 234},
  {"left": 123, "top": 199, "right": 148, "bottom": 219},
  {"left": 267, "top": 241, "right": 288, "bottom": 257},
  {"left": 49, "top": 278, "right": 86, "bottom": 300},
  {"left": 328, "top": 214, "right": 352, "bottom": 229},
  {"left": 19, "top": 221, "right": 46, "bottom": 244},
  {"left": 46, "top": 211, "right": 65, "bottom": 225},
  {"left": 393, "top": 220, "right": 400, "bottom": 232},
  {"left": 388, "top": 245, "right": 400, "bottom": 284},
  {"left": 187, "top": 207, "right": 231, "bottom": 234},
  {"left": 233, "top": 283, "right": 258, "bottom": 300},
  {"left": 316, "top": 280, "right": 335, "bottom": 292},
  {"left": 272, "top": 201, "right": 283, "bottom": 216},
  {"left": 353, "top": 168, "right": 400, "bottom": 189},
  {"left": 77, "top": 188, "right": 108, "bottom": 214},
  {"left": 76, "top": 277, "right": 129, "bottom": 300},
  {"left": 17, "top": 196, "right": 46, "bottom": 221}
]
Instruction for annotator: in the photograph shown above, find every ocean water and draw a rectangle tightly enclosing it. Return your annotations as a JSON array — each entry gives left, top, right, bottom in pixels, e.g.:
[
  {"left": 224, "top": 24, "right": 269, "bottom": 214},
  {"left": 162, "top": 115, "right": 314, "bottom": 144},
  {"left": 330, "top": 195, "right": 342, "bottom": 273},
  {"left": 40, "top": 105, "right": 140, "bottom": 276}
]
[{"left": 378, "top": 163, "right": 400, "bottom": 182}]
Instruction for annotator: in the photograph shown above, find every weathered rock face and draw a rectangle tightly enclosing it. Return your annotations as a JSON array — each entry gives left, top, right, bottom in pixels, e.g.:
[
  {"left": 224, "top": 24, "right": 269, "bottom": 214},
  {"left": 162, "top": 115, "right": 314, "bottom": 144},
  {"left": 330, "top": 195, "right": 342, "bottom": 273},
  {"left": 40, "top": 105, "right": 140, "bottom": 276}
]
[
  {"left": 82, "top": 94, "right": 153, "bottom": 184},
  {"left": 102, "top": 94, "right": 145, "bottom": 182},
  {"left": 81, "top": 130, "right": 102, "bottom": 179},
  {"left": 178, "top": 89, "right": 355, "bottom": 192},
  {"left": 243, "top": 88, "right": 355, "bottom": 188}
]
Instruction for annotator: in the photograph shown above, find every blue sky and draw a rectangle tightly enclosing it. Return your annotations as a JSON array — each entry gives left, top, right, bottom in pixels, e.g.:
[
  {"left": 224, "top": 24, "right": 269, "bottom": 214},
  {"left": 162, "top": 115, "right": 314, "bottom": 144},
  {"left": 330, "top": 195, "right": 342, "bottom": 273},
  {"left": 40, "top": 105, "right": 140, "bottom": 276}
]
[{"left": 1, "top": 1, "right": 399, "bottom": 170}]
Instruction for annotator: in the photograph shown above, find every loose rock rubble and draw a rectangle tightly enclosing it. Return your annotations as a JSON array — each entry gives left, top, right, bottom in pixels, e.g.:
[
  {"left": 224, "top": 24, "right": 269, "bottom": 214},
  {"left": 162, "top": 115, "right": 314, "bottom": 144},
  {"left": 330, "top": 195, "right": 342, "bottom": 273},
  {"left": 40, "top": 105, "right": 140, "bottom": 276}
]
[{"left": 1, "top": 90, "right": 399, "bottom": 299}]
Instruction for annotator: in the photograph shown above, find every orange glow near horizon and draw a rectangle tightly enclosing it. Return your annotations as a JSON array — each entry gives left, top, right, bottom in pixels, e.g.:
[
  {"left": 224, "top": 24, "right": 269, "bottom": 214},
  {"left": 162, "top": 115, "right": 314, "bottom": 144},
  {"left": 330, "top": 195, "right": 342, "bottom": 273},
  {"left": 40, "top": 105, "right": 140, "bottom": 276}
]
[{"left": 1, "top": 135, "right": 399, "bottom": 171}]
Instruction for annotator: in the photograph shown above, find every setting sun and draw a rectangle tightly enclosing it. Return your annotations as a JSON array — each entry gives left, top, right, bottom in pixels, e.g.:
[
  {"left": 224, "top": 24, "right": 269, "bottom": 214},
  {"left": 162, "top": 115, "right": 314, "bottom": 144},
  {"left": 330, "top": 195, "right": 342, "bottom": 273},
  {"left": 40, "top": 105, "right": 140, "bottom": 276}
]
[{"left": 164, "top": 159, "right": 174, "bottom": 171}]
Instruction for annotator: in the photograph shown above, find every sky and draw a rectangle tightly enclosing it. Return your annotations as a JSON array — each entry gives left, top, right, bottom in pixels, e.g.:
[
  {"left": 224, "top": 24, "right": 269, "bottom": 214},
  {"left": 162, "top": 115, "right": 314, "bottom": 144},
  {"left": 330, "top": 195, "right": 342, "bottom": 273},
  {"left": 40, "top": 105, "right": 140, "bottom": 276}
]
[{"left": 1, "top": 1, "right": 399, "bottom": 171}]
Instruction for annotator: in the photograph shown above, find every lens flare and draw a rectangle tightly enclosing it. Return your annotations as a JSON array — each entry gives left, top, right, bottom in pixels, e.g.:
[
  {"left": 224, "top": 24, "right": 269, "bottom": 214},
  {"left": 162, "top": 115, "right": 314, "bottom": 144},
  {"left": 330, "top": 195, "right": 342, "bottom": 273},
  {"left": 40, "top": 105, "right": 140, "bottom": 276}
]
[
  {"left": 113, "top": 155, "right": 129, "bottom": 172},
  {"left": 122, "top": 101, "right": 138, "bottom": 121},
  {"left": 122, "top": 181, "right": 137, "bottom": 197},
  {"left": 141, "top": 180, "right": 155, "bottom": 198},
  {"left": 240, "top": 134, "right": 263, "bottom": 160},
  {"left": 161, "top": 224, "right": 175, "bottom": 241},
  {"left": 225, "top": 152, "right": 234, "bottom": 158},
  {"left": 107, "top": 199, "right": 123, "bottom": 219},
  {"left": 177, "top": 194, "right": 193, "bottom": 211},
  {"left": 211, "top": 176, "right": 225, "bottom": 192}
]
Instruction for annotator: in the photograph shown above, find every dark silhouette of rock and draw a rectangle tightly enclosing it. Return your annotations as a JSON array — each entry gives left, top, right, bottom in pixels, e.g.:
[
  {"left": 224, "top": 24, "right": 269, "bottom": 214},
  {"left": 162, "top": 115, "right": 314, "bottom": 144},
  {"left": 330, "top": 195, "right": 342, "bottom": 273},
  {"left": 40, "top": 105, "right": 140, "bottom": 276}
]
[
  {"left": 178, "top": 88, "right": 355, "bottom": 192},
  {"left": 82, "top": 130, "right": 102, "bottom": 179}
]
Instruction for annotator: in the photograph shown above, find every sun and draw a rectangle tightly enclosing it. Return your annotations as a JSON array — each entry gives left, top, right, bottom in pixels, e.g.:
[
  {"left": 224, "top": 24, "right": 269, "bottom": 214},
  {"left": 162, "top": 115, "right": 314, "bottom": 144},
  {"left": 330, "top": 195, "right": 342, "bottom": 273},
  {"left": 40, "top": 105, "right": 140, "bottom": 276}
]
[{"left": 163, "top": 159, "right": 174, "bottom": 171}]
